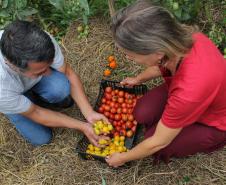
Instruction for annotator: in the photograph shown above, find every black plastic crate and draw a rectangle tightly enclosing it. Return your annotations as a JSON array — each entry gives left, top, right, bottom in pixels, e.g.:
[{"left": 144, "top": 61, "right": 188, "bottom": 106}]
[{"left": 75, "top": 79, "right": 148, "bottom": 162}]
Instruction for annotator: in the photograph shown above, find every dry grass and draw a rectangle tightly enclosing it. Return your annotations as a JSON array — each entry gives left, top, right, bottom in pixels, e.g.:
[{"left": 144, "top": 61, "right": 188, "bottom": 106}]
[{"left": 0, "top": 18, "right": 226, "bottom": 185}]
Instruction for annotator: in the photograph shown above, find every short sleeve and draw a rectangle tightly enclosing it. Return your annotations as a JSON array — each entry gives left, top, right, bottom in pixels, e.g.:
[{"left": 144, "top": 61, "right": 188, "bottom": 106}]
[
  {"left": 48, "top": 33, "right": 64, "bottom": 70},
  {"left": 0, "top": 94, "right": 32, "bottom": 114},
  {"left": 162, "top": 76, "right": 221, "bottom": 128},
  {"left": 162, "top": 96, "right": 207, "bottom": 128}
]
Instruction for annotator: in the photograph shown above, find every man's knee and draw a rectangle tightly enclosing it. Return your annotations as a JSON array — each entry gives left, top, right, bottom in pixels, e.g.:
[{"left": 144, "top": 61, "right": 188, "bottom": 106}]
[
  {"left": 30, "top": 130, "right": 53, "bottom": 146},
  {"left": 48, "top": 72, "right": 70, "bottom": 101},
  {"left": 6, "top": 112, "right": 53, "bottom": 146},
  {"left": 38, "top": 71, "right": 71, "bottom": 103}
]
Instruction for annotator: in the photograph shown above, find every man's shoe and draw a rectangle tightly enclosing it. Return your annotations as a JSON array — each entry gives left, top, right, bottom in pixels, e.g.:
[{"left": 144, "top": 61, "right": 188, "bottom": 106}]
[{"left": 31, "top": 92, "right": 74, "bottom": 110}]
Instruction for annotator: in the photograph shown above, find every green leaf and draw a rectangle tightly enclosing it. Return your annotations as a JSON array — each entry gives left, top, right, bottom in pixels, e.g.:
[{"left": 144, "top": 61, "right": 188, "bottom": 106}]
[
  {"left": 181, "top": 12, "right": 191, "bottom": 21},
  {"left": 183, "top": 176, "right": 190, "bottom": 182},
  {"left": 101, "top": 176, "right": 107, "bottom": 185},
  {"left": 82, "top": 14, "right": 88, "bottom": 25},
  {"left": 18, "top": 8, "right": 38, "bottom": 17},
  {"left": 194, "top": 0, "right": 201, "bottom": 14},
  {"left": 2, "top": 0, "right": 9, "bottom": 8},
  {"left": 15, "top": 0, "right": 27, "bottom": 10},
  {"left": 223, "top": 13, "right": 226, "bottom": 24},
  {"left": 0, "top": 9, "right": 10, "bottom": 17},
  {"left": 174, "top": 9, "right": 182, "bottom": 19},
  {"left": 79, "top": 0, "right": 90, "bottom": 15},
  {"left": 48, "top": 0, "right": 64, "bottom": 11}
]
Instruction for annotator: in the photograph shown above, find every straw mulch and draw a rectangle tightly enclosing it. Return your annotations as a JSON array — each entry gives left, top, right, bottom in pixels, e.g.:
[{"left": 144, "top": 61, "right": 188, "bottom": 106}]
[{"left": 0, "top": 18, "right": 225, "bottom": 185}]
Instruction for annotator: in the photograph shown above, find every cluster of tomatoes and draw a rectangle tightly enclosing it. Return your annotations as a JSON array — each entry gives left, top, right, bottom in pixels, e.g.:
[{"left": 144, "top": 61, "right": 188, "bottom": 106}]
[
  {"left": 86, "top": 121, "right": 128, "bottom": 157},
  {"left": 104, "top": 56, "right": 117, "bottom": 77},
  {"left": 93, "top": 120, "right": 113, "bottom": 135},
  {"left": 86, "top": 135, "right": 127, "bottom": 157},
  {"left": 98, "top": 86, "right": 141, "bottom": 138}
]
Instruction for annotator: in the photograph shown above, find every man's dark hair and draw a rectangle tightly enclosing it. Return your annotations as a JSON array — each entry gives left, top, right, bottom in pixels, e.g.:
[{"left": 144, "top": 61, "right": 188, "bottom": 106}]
[{"left": 0, "top": 20, "right": 55, "bottom": 70}]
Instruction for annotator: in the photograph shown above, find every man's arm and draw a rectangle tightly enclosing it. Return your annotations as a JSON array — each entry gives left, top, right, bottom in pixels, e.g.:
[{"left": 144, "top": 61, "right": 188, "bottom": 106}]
[
  {"left": 58, "top": 62, "right": 108, "bottom": 123},
  {"left": 22, "top": 104, "right": 84, "bottom": 129},
  {"left": 21, "top": 104, "right": 100, "bottom": 145}
]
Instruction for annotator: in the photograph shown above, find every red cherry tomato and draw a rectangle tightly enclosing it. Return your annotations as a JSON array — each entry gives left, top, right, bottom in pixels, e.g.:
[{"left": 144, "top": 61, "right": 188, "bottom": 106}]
[
  {"left": 127, "top": 99, "right": 133, "bottom": 104},
  {"left": 121, "top": 103, "right": 127, "bottom": 108},
  {"left": 110, "top": 108, "right": 117, "bottom": 114},
  {"left": 110, "top": 113, "right": 115, "bottom": 120},
  {"left": 127, "top": 94, "right": 133, "bottom": 99},
  {"left": 122, "top": 108, "right": 127, "bottom": 114},
  {"left": 104, "top": 105, "right": 110, "bottom": 111},
  {"left": 101, "top": 98, "right": 106, "bottom": 103},
  {"left": 114, "top": 114, "right": 122, "bottom": 121},
  {"left": 110, "top": 102, "right": 115, "bottom": 108},
  {"left": 114, "top": 102, "right": 119, "bottom": 108},
  {"left": 126, "top": 130, "right": 133, "bottom": 137},
  {"left": 112, "top": 96, "right": 118, "bottom": 102},
  {"left": 105, "top": 93, "right": 112, "bottom": 100},
  {"left": 105, "top": 87, "right": 112, "bottom": 93},
  {"left": 98, "top": 107, "right": 104, "bottom": 113},
  {"left": 104, "top": 111, "right": 110, "bottom": 117},
  {"left": 128, "top": 114, "right": 134, "bottom": 121},
  {"left": 116, "top": 126, "right": 121, "bottom": 132},
  {"left": 117, "top": 108, "right": 122, "bottom": 114},
  {"left": 117, "top": 121, "right": 122, "bottom": 127},
  {"left": 126, "top": 121, "right": 133, "bottom": 129},
  {"left": 124, "top": 92, "right": 129, "bottom": 99},
  {"left": 128, "top": 108, "right": 133, "bottom": 114},
  {"left": 120, "top": 129, "right": 126, "bottom": 136},
  {"left": 122, "top": 114, "right": 127, "bottom": 121},
  {"left": 114, "top": 132, "right": 120, "bottom": 137},
  {"left": 126, "top": 103, "right": 133, "bottom": 108},
  {"left": 114, "top": 89, "right": 119, "bottom": 94},
  {"left": 118, "top": 97, "right": 124, "bottom": 103},
  {"left": 111, "top": 91, "right": 116, "bottom": 96},
  {"left": 113, "top": 121, "right": 118, "bottom": 127},
  {"left": 118, "top": 91, "right": 124, "bottom": 97}
]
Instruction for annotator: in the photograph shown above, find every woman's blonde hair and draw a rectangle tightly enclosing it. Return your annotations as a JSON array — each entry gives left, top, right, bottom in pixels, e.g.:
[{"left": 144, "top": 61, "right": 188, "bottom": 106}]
[{"left": 111, "top": 0, "right": 198, "bottom": 59}]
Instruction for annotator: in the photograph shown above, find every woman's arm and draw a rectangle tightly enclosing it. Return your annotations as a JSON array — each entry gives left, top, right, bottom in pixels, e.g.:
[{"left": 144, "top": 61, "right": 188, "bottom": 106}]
[
  {"left": 106, "top": 120, "right": 182, "bottom": 167},
  {"left": 136, "top": 65, "right": 162, "bottom": 83},
  {"left": 121, "top": 66, "right": 162, "bottom": 87}
]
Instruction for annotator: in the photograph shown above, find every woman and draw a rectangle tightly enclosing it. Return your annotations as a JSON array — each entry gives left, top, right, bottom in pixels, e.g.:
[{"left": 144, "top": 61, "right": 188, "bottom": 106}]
[{"left": 106, "top": 0, "right": 226, "bottom": 167}]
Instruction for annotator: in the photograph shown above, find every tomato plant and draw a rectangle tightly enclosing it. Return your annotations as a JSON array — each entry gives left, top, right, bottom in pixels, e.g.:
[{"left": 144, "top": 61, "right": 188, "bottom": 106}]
[{"left": 0, "top": 0, "right": 38, "bottom": 29}]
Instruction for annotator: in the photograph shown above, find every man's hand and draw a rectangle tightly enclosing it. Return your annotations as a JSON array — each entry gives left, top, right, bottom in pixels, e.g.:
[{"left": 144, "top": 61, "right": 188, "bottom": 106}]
[
  {"left": 120, "top": 77, "right": 141, "bottom": 87},
  {"left": 86, "top": 110, "right": 109, "bottom": 124},
  {"left": 81, "top": 123, "right": 100, "bottom": 146},
  {"left": 106, "top": 152, "right": 126, "bottom": 167}
]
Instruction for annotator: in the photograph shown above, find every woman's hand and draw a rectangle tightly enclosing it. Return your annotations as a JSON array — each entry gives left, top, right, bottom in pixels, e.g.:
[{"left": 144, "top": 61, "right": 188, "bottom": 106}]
[
  {"left": 106, "top": 121, "right": 182, "bottom": 165},
  {"left": 120, "top": 77, "right": 141, "bottom": 87},
  {"left": 105, "top": 152, "right": 127, "bottom": 167}
]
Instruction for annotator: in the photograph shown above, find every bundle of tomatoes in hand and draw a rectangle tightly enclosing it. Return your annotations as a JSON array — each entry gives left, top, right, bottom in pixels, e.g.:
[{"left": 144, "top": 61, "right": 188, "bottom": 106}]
[
  {"left": 86, "top": 120, "right": 128, "bottom": 157},
  {"left": 98, "top": 86, "right": 141, "bottom": 138}
]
